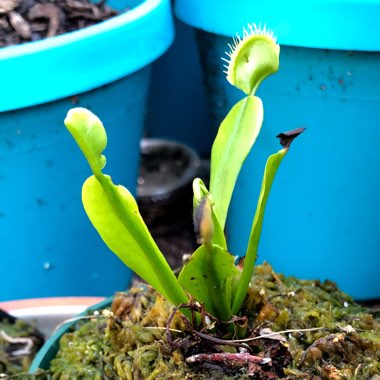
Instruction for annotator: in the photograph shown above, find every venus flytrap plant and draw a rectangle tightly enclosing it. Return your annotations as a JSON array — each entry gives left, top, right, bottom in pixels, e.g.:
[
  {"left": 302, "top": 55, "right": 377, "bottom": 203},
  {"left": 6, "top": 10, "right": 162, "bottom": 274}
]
[
  {"left": 178, "top": 24, "right": 303, "bottom": 322},
  {"left": 65, "top": 24, "right": 303, "bottom": 330}
]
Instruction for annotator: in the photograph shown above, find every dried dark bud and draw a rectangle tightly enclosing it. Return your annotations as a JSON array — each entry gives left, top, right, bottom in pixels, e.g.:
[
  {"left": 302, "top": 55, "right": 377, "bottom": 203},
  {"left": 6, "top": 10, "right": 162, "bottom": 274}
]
[
  {"left": 193, "top": 197, "right": 214, "bottom": 244},
  {"left": 276, "top": 127, "right": 305, "bottom": 149}
]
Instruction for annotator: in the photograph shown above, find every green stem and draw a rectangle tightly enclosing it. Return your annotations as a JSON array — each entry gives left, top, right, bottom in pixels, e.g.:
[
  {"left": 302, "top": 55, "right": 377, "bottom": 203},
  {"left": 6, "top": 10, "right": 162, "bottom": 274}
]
[
  {"left": 210, "top": 96, "right": 264, "bottom": 231},
  {"left": 232, "top": 149, "right": 287, "bottom": 314}
]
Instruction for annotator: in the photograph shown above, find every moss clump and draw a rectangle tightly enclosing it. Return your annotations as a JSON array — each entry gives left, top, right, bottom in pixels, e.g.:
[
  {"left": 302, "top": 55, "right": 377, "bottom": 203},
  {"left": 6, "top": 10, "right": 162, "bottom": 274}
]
[
  {"left": 49, "top": 318, "right": 110, "bottom": 380},
  {"left": 242, "top": 264, "right": 380, "bottom": 379},
  {"left": 43, "top": 264, "right": 380, "bottom": 379},
  {"left": 0, "top": 312, "right": 44, "bottom": 378}
]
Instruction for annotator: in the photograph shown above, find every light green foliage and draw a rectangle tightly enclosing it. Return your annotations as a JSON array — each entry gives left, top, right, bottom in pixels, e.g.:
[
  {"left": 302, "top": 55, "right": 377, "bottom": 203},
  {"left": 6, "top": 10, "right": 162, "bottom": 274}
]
[
  {"left": 65, "top": 24, "right": 302, "bottom": 325},
  {"left": 232, "top": 149, "right": 288, "bottom": 314},
  {"left": 65, "top": 108, "right": 107, "bottom": 176},
  {"left": 179, "top": 244, "right": 240, "bottom": 322},
  {"left": 185, "top": 25, "right": 289, "bottom": 322},
  {"left": 192, "top": 178, "right": 226, "bottom": 249},
  {"left": 65, "top": 110, "right": 188, "bottom": 308},
  {"left": 209, "top": 96, "right": 263, "bottom": 230}
]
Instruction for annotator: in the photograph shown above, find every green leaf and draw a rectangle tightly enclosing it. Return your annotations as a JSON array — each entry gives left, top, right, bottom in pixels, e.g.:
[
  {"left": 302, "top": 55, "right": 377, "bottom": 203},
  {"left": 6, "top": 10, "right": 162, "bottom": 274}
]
[
  {"left": 192, "top": 178, "right": 226, "bottom": 249},
  {"left": 65, "top": 108, "right": 188, "bottom": 307},
  {"left": 178, "top": 244, "right": 240, "bottom": 322},
  {"left": 65, "top": 108, "right": 107, "bottom": 176},
  {"left": 210, "top": 96, "right": 263, "bottom": 230},
  {"left": 231, "top": 148, "right": 288, "bottom": 314}
]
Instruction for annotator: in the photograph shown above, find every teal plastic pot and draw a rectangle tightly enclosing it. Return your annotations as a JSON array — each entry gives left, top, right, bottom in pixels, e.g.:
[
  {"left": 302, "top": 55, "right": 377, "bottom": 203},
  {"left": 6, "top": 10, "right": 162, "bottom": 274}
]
[
  {"left": 29, "top": 297, "right": 113, "bottom": 373},
  {"left": 175, "top": 0, "right": 380, "bottom": 299},
  {"left": 0, "top": 0, "right": 174, "bottom": 301},
  {"left": 145, "top": 17, "right": 213, "bottom": 156}
]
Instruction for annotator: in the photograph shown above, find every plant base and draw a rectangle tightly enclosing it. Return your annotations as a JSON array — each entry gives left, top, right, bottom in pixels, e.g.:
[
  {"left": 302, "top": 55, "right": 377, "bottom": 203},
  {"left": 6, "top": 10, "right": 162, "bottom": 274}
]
[{"left": 33, "top": 264, "right": 380, "bottom": 379}]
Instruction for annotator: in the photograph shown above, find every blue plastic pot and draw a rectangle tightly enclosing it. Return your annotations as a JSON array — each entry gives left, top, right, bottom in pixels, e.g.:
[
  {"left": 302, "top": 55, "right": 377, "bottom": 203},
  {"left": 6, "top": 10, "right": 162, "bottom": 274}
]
[
  {"left": 176, "top": 0, "right": 380, "bottom": 299},
  {"left": 0, "top": 0, "right": 174, "bottom": 301},
  {"left": 145, "top": 17, "right": 213, "bottom": 156}
]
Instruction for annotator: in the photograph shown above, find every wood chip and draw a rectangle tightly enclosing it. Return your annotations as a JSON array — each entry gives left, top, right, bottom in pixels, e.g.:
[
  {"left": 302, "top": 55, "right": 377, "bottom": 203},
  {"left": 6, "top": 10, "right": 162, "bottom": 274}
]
[
  {"left": 28, "top": 3, "right": 62, "bottom": 37},
  {"left": 0, "top": 0, "right": 119, "bottom": 47},
  {"left": 0, "top": 0, "right": 22, "bottom": 14},
  {"left": 8, "top": 10, "right": 30, "bottom": 38}
]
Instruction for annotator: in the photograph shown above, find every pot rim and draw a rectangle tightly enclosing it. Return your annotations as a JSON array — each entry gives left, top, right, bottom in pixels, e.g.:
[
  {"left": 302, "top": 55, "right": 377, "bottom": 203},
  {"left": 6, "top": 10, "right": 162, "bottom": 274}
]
[
  {"left": 0, "top": 297, "right": 106, "bottom": 313},
  {"left": 175, "top": 0, "right": 380, "bottom": 51},
  {"left": 0, "top": 0, "right": 174, "bottom": 112}
]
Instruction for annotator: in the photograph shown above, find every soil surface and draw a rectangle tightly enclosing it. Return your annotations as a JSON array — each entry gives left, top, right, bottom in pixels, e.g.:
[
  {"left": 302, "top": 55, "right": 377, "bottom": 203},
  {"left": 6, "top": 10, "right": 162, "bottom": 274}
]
[
  {"left": 0, "top": 0, "right": 119, "bottom": 47},
  {"left": 40, "top": 264, "right": 380, "bottom": 379}
]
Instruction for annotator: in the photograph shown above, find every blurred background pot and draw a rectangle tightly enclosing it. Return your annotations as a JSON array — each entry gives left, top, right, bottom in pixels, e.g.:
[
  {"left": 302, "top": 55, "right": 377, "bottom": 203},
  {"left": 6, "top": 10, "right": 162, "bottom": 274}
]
[
  {"left": 0, "top": 297, "right": 105, "bottom": 338},
  {"left": 175, "top": 0, "right": 380, "bottom": 299},
  {"left": 144, "top": 15, "right": 213, "bottom": 156},
  {"left": 0, "top": 0, "right": 174, "bottom": 300},
  {"left": 137, "top": 138, "right": 201, "bottom": 268}
]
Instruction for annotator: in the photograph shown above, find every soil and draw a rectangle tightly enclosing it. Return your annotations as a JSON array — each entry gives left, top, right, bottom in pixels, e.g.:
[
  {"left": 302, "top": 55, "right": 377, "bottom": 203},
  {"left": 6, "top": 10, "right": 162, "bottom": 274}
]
[
  {"left": 33, "top": 263, "right": 380, "bottom": 379},
  {"left": 0, "top": 309, "right": 44, "bottom": 377},
  {"left": 0, "top": 0, "right": 120, "bottom": 47}
]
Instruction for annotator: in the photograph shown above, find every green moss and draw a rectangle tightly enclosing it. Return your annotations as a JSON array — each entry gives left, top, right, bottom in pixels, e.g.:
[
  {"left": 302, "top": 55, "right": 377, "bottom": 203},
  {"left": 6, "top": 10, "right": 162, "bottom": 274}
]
[
  {"left": 43, "top": 265, "right": 380, "bottom": 379},
  {"left": 241, "top": 263, "right": 380, "bottom": 378},
  {"left": 0, "top": 316, "right": 44, "bottom": 378},
  {"left": 49, "top": 319, "right": 110, "bottom": 380}
]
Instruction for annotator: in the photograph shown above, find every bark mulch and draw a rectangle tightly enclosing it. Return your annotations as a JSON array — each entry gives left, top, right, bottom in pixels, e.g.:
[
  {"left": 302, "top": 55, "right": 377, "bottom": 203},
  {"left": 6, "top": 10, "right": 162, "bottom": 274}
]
[{"left": 0, "top": 0, "right": 120, "bottom": 47}]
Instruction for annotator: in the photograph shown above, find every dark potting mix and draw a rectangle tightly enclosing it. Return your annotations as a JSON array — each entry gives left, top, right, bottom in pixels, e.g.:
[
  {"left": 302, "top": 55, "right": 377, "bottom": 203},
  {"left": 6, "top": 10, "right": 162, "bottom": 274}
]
[{"left": 0, "top": 0, "right": 120, "bottom": 47}]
